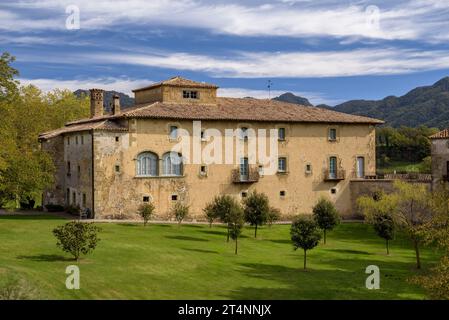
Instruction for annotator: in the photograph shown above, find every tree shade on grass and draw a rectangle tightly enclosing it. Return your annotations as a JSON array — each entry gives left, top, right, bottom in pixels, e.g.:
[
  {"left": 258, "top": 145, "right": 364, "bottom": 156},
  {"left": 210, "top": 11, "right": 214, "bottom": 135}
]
[{"left": 0, "top": 215, "right": 441, "bottom": 299}]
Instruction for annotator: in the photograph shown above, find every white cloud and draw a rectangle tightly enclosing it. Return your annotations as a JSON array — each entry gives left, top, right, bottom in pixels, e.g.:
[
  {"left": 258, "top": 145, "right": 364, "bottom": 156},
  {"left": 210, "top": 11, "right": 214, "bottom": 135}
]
[
  {"left": 2, "top": 0, "right": 449, "bottom": 42},
  {"left": 26, "top": 47, "right": 449, "bottom": 78}
]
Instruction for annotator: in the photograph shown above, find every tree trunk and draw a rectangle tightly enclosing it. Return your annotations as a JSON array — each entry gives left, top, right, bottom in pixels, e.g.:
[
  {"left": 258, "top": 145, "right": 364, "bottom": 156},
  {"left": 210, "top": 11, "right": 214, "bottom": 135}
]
[
  {"left": 209, "top": 221, "right": 212, "bottom": 228},
  {"left": 413, "top": 239, "right": 421, "bottom": 269},
  {"left": 386, "top": 239, "right": 389, "bottom": 255},
  {"left": 254, "top": 224, "right": 258, "bottom": 238},
  {"left": 323, "top": 229, "right": 327, "bottom": 245},
  {"left": 227, "top": 225, "right": 230, "bottom": 242},
  {"left": 235, "top": 238, "right": 238, "bottom": 255},
  {"left": 303, "top": 249, "right": 307, "bottom": 270}
]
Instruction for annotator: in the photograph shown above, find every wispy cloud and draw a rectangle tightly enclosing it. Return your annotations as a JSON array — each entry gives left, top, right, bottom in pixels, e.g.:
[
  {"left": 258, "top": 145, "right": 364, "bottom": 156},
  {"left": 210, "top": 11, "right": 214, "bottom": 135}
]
[
  {"left": 19, "top": 47, "right": 449, "bottom": 78},
  {"left": 2, "top": 0, "right": 449, "bottom": 42}
]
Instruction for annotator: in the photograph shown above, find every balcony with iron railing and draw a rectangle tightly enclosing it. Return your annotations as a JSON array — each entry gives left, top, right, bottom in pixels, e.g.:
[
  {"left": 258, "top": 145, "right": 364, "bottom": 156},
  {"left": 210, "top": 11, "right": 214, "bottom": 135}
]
[
  {"left": 323, "top": 169, "right": 346, "bottom": 181},
  {"left": 231, "top": 166, "right": 260, "bottom": 183}
]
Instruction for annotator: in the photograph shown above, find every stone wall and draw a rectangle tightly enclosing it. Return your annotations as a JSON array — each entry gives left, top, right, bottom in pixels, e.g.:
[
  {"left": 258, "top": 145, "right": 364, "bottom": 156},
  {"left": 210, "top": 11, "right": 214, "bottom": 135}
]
[
  {"left": 91, "top": 119, "right": 376, "bottom": 219},
  {"left": 41, "top": 136, "right": 65, "bottom": 206},
  {"left": 431, "top": 139, "right": 449, "bottom": 188}
]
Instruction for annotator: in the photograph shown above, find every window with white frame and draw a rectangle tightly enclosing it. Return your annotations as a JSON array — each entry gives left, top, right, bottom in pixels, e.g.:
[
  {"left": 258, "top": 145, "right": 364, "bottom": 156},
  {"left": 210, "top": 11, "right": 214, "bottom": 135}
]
[
  {"left": 278, "top": 128, "right": 286, "bottom": 141},
  {"left": 162, "top": 152, "right": 183, "bottom": 176},
  {"left": 137, "top": 152, "right": 158, "bottom": 176},
  {"left": 278, "top": 157, "right": 287, "bottom": 173},
  {"left": 328, "top": 128, "right": 337, "bottom": 141}
]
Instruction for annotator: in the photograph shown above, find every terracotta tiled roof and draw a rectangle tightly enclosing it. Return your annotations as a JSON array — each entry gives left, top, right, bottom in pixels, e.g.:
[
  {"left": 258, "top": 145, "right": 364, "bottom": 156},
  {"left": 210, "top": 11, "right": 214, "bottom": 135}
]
[
  {"left": 66, "top": 97, "right": 383, "bottom": 127},
  {"left": 39, "top": 120, "right": 128, "bottom": 141},
  {"left": 121, "top": 97, "right": 383, "bottom": 124},
  {"left": 132, "top": 76, "right": 218, "bottom": 92},
  {"left": 430, "top": 129, "right": 449, "bottom": 139}
]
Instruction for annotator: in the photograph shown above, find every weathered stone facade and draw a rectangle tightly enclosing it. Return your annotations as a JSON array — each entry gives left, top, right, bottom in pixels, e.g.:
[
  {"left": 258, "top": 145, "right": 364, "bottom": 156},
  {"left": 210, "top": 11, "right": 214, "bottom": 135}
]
[
  {"left": 39, "top": 77, "right": 383, "bottom": 220},
  {"left": 430, "top": 130, "right": 449, "bottom": 188}
]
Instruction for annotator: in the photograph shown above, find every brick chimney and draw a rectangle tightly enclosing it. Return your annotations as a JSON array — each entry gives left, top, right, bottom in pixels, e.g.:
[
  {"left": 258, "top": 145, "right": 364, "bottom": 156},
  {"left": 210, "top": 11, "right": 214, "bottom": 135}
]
[
  {"left": 90, "top": 88, "right": 104, "bottom": 118},
  {"left": 112, "top": 94, "right": 121, "bottom": 115}
]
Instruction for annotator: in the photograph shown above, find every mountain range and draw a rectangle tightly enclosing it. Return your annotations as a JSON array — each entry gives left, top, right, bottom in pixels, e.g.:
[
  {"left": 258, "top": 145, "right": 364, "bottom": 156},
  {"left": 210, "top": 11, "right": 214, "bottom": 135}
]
[
  {"left": 275, "top": 77, "right": 449, "bottom": 129},
  {"left": 74, "top": 76, "right": 449, "bottom": 128}
]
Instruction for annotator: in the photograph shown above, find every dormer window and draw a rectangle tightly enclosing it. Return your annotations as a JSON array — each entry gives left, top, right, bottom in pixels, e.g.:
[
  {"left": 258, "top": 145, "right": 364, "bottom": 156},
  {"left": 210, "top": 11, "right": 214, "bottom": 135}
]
[{"left": 183, "top": 90, "right": 198, "bottom": 99}]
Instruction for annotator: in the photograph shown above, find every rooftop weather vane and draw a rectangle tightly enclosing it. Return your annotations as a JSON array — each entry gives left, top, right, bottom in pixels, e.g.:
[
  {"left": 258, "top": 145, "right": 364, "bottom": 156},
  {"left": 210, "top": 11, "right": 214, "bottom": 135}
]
[{"left": 267, "top": 80, "right": 273, "bottom": 99}]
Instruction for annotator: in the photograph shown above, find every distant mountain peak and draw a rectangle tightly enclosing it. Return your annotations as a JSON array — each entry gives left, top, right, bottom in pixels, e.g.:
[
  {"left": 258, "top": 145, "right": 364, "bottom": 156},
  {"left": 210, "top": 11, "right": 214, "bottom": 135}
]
[
  {"left": 273, "top": 92, "right": 313, "bottom": 106},
  {"left": 329, "top": 76, "right": 449, "bottom": 128}
]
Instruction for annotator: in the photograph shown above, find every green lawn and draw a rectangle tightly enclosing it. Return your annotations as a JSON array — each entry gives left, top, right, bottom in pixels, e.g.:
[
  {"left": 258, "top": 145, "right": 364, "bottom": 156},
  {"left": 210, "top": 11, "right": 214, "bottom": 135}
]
[
  {"left": 0, "top": 215, "right": 440, "bottom": 300},
  {"left": 378, "top": 160, "right": 428, "bottom": 174}
]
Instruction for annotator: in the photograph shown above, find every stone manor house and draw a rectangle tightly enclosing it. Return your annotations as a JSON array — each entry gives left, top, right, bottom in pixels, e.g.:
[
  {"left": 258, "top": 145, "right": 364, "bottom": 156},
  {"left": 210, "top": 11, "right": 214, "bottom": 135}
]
[{"left": 39, "top": 77, "right": 383, "bottom": 219}]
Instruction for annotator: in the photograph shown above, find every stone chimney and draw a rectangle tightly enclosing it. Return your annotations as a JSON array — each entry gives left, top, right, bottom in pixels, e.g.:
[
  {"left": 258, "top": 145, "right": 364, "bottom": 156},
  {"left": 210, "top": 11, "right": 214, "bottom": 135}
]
[
  {"left": 112, "top": 94, "right": 121, "bottom": 115},
  {"left": 90, "top": 88, "right": 104, "bottom": 118}
]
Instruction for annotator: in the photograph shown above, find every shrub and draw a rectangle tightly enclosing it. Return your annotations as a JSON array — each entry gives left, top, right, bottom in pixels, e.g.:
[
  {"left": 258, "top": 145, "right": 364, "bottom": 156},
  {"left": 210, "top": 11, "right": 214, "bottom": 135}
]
[
  {"left": 290, "top": 216, "right": 321, "bottom": 269},
  {"left": 44, "top": 204, "right": 65, "bottom": 212},
  {"left": 372, "top": 213, "right": 395, "bottom": 255},
  {"left": 0, "top": 277, "right": 39, "bottom": 300},
  {"left": 137, "top": 203, "right": 155, "bottom": 226},
  {"left": 267, "top": 207, "right": 281, "bottom": 227},
  {"left": 53, "top": 221, "right": 101, "bottom": 261},
  {"left": 171, "top": 202, "right": 189, "bottom": 225},
  {"left": 243, "top": 191, "right": 270, "bottom": 238},
  {"left": 65, "top": 205, "right": 81, "bottom": 216},
  {"left": 312, "top": 197, "right": 340, "bottom": 244}
]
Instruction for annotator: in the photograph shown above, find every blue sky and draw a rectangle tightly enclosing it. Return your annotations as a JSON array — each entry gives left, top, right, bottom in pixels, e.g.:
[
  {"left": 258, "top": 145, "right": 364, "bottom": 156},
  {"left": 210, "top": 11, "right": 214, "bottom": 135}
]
[{"left": 1, "top": 0, "right": 449, "bottom": 105}]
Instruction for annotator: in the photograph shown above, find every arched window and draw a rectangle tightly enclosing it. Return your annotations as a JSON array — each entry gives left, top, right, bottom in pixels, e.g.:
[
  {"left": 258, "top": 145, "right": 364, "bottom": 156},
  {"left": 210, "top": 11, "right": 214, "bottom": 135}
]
[
  {"left": 162, "top": 152, "right": 183, "bottom": 176},
  {"left": 137, "top": 152, "right": 158, "bottom": 176}
]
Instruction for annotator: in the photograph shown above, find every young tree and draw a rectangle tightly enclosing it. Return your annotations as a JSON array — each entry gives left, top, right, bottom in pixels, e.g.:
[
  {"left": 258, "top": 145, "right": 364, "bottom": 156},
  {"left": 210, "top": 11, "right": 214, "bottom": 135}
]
[
  {"left": 312, "top": 197, "right": 340, "bottom": 244},
  {"left": 204, "top": 195, "right": 236, "bottom": 242},
  {"left": 137, "top": 203, "right": 155, "bottom": 226},
  {"left": 267, "top": 207, "right": 281, "bottom": 228},
  {"left": 227, "top": 201, "right": 245, "bottom": 255},
  {"left": 358, "top": 181, "right": 432, "bottom": 269},
  {"left": 290, "top": 217, "right": 321, "bottom": 270},
  {"left": 171, "top": 202, "right": 189, "bottom": 225},
  {"left": 372, "top": 213, "right": 395, "bottom": 255},
  {"left": 53, "top": 221, "right": 101, "bottom": 261},
  {"left": 203, "top": 202, "right": 215, "bottom": 227},
  {"left": 242, "top": 191, "right": 270, "bottom": 238}
]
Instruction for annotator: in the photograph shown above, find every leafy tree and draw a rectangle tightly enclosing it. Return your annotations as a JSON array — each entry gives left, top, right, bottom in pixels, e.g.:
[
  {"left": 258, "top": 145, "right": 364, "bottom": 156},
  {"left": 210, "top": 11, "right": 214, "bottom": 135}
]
[
  {"left": 138, "top": 203, "right": 155, "bottom": 226},
  {"left": 227, "top": 200, "right": 245, "bottom": 255},
  {"left": 312, "top": 197, "right": 340, "bottom": 244},
  {"left": 358, "top": 181, "right": 432, "bottom": 269},
  {"left": 290, "top": 217, "right": 321, "bottom": 269},
  {"left": 372, "top": 213, "right": 395, "bottom": 255},
  {"left": 204, "top": 195, "right": 237, "bottom": 242},
  {"left": 242, "top": 191, "right": 270, "bottom": 238},
  {"left": 53, "top": 221, "right": 101, "bottom": 261},
  {"left": 411, "top": 183, "right": 449, "bottom": 298},
  {"left": 171, "top": 202, "right": 189, "bottom": 225},
  {"left": 267, "top": 207, "right": 281, "bottom": 227},
  {"left": 0, "top": 52, "right": 19, "bottom": 102},
  {"left": 203, "top": 202, "right": 216, "bottom": 227}
]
